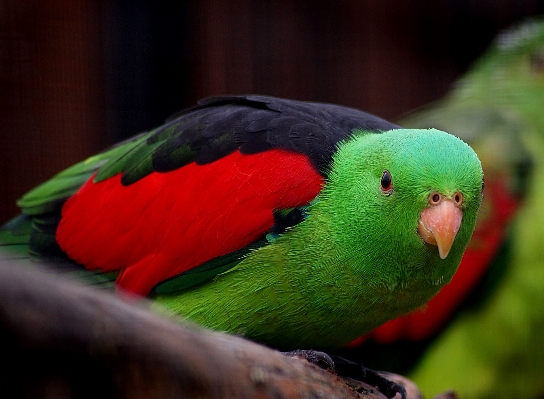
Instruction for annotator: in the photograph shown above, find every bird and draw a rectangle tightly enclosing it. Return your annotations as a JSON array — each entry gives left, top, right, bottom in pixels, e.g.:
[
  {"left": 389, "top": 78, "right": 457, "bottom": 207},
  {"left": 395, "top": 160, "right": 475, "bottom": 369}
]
[
  {"left": 354, "top": 17, "right": 544, "bottom": 399},
  {"left": 0, "top": 95, "right": 483, "bottom": 355}
]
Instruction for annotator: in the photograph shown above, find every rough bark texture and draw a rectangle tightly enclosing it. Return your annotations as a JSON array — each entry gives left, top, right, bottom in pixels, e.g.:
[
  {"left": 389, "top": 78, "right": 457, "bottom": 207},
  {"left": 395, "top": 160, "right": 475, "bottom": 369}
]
[{"left": 0, "top": 259, "right": 423, "bottom": 399}]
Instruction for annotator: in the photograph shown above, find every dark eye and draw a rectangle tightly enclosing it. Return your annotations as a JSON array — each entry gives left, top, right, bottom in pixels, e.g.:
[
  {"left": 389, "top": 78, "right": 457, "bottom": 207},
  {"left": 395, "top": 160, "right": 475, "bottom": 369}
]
[{"left": 380, "top": 170, "right": 393, "bottom": 194}]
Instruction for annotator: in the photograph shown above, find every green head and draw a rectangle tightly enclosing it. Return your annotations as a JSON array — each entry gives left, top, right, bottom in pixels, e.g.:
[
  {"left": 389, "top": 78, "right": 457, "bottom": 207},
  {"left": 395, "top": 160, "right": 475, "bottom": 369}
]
[{"left": 316, "top": 128, "right": 483, "bottom": 308}]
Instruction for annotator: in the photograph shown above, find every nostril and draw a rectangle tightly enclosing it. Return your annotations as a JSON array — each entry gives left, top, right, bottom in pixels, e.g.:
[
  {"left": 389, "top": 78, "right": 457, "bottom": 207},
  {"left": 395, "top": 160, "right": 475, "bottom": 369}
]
[
  {"left": 430, "top": 192, "right": 441, "bottom": 205},
  {"left": 454, "top": 192, "right": 463, "bottom": 206}
]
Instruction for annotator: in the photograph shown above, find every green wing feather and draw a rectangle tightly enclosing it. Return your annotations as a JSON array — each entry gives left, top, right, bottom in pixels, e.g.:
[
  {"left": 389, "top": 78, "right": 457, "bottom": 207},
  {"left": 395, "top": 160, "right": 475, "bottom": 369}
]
[
  {"left": 152, "top": 241, "right": 265, "bottom": 294},
  {"left": 152, "top": 207, "right": 309, "bottom": 294},
  {"left": 18, "top": 131, "right": 152, "bottom": 215},
  {"left": 0, "top": 214, "right": 117, "bottom": 287}
]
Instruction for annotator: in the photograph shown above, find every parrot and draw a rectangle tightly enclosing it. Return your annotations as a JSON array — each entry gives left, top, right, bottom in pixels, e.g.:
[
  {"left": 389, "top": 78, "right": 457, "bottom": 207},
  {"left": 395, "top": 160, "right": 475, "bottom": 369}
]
[
  {"left": 351, "top": 17, "right": 544, "bottom": 399},
  {"left": 0, "top": 95, "right": 483, "bottom": 373}
]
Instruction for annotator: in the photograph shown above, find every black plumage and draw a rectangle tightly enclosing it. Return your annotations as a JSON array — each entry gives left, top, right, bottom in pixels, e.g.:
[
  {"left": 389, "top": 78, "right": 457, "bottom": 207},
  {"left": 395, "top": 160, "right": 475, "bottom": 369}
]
[{"left": 136, "top": 95, "right": 400, "bottom": 182}]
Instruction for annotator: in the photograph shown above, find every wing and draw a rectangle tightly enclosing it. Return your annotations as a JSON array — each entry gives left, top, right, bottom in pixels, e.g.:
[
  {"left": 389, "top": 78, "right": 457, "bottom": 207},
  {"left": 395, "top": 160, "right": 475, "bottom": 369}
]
[{"left": 10, "top": 95, "right": 399, "bottom": 296}]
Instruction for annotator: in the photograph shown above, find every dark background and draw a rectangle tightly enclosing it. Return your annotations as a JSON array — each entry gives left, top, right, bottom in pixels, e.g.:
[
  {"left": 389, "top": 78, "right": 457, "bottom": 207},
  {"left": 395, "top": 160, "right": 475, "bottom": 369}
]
[{"left": 1, "top": 0, "right": 543, "bottom": 222}]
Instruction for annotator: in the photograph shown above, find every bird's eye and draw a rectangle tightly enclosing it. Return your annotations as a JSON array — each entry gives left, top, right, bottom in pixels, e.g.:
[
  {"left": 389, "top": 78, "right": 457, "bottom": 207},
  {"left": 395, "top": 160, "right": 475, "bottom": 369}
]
[
  {"left": 482, "top": 178, "right": 485, "bottom": 193},
  {"left": 380, "top": 170, "right": 393, "bottom": 194}
]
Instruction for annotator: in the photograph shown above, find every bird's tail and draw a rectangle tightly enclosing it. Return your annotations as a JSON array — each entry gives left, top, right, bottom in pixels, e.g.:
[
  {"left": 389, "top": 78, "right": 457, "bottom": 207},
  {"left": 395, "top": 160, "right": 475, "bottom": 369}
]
[
  {"left": 0, "top": 214, "right": 117, "bottom": 288},
  {"left": 0, "top": 215, "right": 34, "bottom": 264}
]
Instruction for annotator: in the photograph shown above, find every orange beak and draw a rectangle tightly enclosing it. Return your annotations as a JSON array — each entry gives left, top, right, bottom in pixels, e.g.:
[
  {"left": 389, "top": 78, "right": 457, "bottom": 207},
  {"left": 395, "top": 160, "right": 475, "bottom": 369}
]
[{"left": 418, "top": 199, "right": 463, "bottom": 259}]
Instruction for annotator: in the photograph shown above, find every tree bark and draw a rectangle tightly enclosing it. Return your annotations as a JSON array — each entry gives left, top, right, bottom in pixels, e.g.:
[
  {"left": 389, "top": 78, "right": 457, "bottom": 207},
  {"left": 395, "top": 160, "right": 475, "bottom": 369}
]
[{"left": 0, "top": 259, "right": 419, "bottom": 398}]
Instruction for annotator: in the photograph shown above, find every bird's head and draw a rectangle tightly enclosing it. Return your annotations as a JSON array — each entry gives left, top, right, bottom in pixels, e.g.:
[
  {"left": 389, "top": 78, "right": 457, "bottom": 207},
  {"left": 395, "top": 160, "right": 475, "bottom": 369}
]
[{"left": 322, "top": 128, "right": 484, "bottom": 289}]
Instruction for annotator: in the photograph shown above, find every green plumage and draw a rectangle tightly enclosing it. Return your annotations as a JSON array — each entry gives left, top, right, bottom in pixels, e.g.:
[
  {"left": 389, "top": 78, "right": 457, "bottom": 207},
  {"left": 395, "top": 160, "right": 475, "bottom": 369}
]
[{"left": 154, "top": 129, "right": 483, "bottom": 350}]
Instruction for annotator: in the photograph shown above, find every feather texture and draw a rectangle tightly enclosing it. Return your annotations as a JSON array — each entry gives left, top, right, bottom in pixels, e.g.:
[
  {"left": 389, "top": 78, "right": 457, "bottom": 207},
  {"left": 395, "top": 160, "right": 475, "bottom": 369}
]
[{"left": 1, "top": 95, "right": 483, "bottom": 352}]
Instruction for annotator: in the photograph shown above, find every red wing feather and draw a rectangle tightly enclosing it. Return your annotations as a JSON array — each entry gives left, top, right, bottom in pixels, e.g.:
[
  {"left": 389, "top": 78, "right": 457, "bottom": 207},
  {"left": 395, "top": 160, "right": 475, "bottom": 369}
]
[{"left": 57, "top": 149, "right": 324, "bottom": 295}]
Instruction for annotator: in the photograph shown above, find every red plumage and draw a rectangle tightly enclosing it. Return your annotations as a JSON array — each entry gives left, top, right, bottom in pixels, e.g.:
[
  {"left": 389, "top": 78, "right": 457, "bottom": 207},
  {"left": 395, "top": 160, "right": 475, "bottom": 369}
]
[{"left": 56, "top": 149, "right": 324, "bottom": 295}]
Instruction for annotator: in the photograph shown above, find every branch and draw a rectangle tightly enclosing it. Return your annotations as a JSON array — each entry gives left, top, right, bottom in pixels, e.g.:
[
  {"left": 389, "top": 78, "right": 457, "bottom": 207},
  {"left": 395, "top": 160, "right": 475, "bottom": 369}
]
[{"left": 0, "top": 259, "right": 419, "bottom": 398}]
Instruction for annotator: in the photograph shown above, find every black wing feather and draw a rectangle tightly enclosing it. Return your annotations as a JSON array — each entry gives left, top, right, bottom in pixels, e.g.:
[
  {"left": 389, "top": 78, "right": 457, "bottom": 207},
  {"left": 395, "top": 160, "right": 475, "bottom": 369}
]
[
  {"left": 142, "top": 95, "right": 399, "bottom": 180},
  {"left": 18, "top": 95, "right": 400, "bottom": 208}
]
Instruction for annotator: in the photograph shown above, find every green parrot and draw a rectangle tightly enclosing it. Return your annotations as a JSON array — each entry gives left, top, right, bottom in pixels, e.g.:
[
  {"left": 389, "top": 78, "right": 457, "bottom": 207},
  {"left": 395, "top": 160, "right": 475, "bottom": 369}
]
[
  {"left": 371, "top": 17, "right": 544, "bottom": 399},
  {"left": 0, "top": 96, "right": 483, "bottom": 376}
]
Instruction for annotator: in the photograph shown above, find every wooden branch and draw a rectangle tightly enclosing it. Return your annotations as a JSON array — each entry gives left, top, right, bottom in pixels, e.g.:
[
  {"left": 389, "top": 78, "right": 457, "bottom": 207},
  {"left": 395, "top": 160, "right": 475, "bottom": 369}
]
[{"left": 0, "top": 259, "right": 419, "bottom": 398}]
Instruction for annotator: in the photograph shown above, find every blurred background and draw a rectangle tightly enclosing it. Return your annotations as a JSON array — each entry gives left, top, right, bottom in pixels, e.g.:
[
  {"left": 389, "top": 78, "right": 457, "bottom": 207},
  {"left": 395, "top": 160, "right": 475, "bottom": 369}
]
[{"left": 1, "top": 0, "right": 543, "bottom": 221}]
